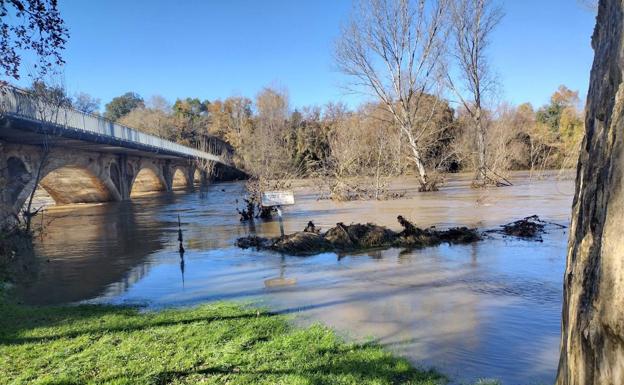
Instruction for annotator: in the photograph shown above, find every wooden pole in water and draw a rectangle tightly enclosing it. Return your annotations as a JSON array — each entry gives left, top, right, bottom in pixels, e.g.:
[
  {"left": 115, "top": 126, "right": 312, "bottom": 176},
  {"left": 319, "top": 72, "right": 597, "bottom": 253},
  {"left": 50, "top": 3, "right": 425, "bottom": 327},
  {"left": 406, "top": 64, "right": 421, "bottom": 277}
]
[
  {"left": 178, "top": 214, "right": 185, "bottom": 254},
  {"left": 276, "top": 206, "right": 284, "bottom": 239}
]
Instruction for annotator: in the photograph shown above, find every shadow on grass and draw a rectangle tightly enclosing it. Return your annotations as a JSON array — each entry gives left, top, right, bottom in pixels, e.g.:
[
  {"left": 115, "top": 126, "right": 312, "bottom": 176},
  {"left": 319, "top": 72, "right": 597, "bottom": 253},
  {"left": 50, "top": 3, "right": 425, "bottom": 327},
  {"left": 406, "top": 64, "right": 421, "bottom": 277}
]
[
  {"left": 0, "top": 299, "right": 443, "bottom": 385},
  {"left": 0, "top": 301, "right": 277, "bottom": 346},
  {"left": 100, "top": 351, "right": 441, "bottom": 385}
]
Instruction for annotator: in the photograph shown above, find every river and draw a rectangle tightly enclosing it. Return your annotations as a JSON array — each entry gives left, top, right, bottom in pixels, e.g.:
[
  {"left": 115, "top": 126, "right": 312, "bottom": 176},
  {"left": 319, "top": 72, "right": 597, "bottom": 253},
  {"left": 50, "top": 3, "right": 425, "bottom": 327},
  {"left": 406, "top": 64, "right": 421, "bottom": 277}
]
[{"left": 14, "top": 171, "right": 575, "bottom": 385}]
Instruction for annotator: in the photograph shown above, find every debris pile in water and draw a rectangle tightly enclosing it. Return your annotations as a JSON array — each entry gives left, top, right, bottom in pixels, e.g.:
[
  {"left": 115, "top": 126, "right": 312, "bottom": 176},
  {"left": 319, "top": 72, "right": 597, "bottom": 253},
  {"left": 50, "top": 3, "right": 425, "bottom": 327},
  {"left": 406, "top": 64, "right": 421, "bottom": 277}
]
[
  {"left": 237, "top": 216, "right": 481, "bottom": 255},
  {"left": 486, "top": 215, "right": 567, "bottom": 241},
  {"left": 501, "top": 215, "right": 546, "bottom": 238}
]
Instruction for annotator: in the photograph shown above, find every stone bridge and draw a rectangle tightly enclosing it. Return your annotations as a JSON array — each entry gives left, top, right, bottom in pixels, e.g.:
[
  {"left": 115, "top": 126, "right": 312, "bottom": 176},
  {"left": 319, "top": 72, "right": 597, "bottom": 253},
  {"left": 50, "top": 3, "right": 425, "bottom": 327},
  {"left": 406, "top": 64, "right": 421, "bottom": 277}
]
[{"left": 0, "top": 87, "right": 246, "bottom": 225}]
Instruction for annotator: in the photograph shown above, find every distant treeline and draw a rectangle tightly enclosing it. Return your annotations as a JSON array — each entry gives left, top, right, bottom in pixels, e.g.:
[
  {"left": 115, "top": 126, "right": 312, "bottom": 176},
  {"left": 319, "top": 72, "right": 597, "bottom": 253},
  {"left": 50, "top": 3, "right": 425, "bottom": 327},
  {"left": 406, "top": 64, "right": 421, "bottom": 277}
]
[
  {"left": 104, "top": 85, "right": 583, "bottom": 180},
  {"left": 26, "top": 81, "right": 583, "bottom": 194}
]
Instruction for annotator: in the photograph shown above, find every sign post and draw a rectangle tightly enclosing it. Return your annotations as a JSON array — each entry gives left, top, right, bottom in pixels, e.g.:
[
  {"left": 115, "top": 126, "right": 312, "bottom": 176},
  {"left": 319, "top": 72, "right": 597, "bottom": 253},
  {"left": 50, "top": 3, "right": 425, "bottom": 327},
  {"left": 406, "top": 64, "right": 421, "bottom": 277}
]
[
  {"left": 275, "top": 206, "right": 285, "bottom": 238},
  {"left": 261, "top": 191, "right": 295, "bottom": 238}
]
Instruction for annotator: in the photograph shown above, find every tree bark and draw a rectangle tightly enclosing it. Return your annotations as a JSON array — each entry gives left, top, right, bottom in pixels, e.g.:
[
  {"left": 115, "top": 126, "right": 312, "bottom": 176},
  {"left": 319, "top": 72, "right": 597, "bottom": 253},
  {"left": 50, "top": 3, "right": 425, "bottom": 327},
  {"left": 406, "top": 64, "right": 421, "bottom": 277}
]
[
  {"left": 474, "top": 106, "right": 487, "bottom": 183},
  {"left": 402, "top": 125, "right": 431, "bottom": 190},
  {"left": 557, "top": 1, "right": 624, "bottom": 384}
]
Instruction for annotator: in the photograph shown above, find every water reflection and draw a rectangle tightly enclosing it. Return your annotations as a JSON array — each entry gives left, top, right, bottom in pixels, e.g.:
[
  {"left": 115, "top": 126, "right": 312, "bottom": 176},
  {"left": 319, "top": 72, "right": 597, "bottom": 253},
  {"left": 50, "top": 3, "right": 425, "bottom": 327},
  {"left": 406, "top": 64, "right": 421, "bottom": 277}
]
[
  {"left": 18, "top": 172, "right": 573, "bottom": 385},
  {"left": 264, "top": 255, "right": 297, "bottom": 288},
  {"left": 15, "top": 201, "right": 170, "bottom": 304}
]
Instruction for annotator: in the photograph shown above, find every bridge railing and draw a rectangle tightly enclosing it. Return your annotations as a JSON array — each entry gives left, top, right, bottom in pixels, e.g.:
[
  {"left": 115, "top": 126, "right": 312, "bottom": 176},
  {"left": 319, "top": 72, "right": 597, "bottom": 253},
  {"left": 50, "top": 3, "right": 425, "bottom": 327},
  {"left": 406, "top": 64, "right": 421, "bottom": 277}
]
[{"left": 0, "top": 86, "right": 229, "bottom": 165}]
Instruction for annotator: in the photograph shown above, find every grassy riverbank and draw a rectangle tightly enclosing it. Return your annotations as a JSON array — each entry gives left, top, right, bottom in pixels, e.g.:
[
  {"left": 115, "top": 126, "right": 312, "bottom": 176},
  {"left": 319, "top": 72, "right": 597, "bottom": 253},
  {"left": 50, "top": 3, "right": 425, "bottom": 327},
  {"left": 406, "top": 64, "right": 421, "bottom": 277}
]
[{"left": 0, "top": 299, "right": 443, "bottom": 385}]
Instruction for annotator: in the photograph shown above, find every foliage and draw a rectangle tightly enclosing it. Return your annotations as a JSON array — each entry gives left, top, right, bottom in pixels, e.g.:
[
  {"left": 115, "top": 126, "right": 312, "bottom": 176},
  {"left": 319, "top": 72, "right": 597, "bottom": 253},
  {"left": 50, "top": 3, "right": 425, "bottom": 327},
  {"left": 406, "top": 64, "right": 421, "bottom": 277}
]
[
  {"left": 0, "top": 300, "right": 443, "bottom": 385},
  {"left": 104, "top": 92, "right": 145, "bottom": 121},
  {"left": 118, "top": 105, "right": 174, "bottom": 139},
  {"left": 206, "top": 96, "right": 254, "bottom": 151},
  {"left": 536, "top": 86, "right": 581, "bottom": 131},
  {"left": 0, "top": 0, "right": 69, "bottom": 82},
  {"left": 93, "top": 82, "right": 583, "bottom": 197},
  {"left": 451, "top": 85, "right": 584, "bottom": 176},
  {"left": 168, "top": 97, "right": 209, "bottom": 146}
]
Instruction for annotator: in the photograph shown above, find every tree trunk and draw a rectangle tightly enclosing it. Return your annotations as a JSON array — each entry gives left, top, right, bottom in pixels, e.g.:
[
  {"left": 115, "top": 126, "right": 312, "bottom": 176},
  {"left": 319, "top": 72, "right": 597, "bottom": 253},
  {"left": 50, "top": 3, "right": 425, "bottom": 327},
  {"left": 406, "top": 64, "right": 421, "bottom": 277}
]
[
  {"left": 401, "top": 125, "right": 432, "bottom": 191},
  {"left": 474, "top": 106, "right": 487, "bottom": 183},
  {"left": 24, "top": 148, "right": 49, "bottom": 233},
  {"left": 557, "top": 1, "right": 624, "bottom": 384}
]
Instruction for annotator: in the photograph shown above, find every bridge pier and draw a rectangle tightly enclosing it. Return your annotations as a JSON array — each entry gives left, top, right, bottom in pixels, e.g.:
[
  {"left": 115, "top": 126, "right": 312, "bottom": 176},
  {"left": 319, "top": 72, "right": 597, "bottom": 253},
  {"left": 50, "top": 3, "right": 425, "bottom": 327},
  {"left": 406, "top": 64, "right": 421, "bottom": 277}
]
[
  {"left": 0, "top": 141, "right": 206, "bottom": 226},
  {"left": 0, "top": 86, "right": 247, "bottom": 228},
  {"left": 114, "top": 154, "right": 132, "bottom": 200}
]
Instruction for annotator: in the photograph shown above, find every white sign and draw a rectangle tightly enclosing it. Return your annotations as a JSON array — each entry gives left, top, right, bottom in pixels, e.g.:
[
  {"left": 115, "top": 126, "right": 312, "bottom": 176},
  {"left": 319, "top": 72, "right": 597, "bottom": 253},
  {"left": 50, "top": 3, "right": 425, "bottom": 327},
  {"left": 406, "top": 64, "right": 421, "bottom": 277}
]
[{"left": 261, "top": 191, "right": 295, "bottom": 206}]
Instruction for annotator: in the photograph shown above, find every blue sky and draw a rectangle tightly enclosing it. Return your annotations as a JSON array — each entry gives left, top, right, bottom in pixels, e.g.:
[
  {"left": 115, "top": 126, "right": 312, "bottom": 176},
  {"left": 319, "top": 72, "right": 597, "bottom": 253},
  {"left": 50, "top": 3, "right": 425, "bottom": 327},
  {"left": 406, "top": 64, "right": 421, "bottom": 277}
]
[{"left": 18, "top": 0, "right": 597, "bottom": 110}]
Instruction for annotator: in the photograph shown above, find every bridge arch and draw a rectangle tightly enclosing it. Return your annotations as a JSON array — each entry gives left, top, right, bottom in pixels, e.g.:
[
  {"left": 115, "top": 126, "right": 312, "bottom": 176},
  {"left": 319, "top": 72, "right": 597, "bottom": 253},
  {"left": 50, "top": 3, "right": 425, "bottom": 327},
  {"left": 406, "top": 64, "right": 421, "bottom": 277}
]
[
  {"left": 172, "top": 167, "right": 191, "bottom": 190},
  {"left": 38, "top": 166, "right": 116, "bottom": 205},
  {"left": 10, "top": 153, "right": 121, "bottom": 214},
  {"left": 130, "top": 163, "right": 167, "bottom": 196}
]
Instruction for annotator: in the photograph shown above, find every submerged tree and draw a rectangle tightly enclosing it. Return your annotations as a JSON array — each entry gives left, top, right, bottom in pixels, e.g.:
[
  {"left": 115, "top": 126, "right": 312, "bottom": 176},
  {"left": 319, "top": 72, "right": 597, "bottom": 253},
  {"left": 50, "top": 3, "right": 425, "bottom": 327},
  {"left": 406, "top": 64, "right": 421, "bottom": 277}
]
[
  {"left": 335, "top": 0, "right": 449, "bottom": 191},
  {"left": 447, "top": 0, "right": 506, "bottom": 187}
]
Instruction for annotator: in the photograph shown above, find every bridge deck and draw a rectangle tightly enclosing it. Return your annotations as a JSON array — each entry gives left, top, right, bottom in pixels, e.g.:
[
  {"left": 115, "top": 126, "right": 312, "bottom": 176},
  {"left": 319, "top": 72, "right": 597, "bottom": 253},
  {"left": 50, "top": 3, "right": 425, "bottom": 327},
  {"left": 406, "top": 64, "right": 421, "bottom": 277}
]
[{"left": 0, "top": 87, "right": 227, "bottom": 164}]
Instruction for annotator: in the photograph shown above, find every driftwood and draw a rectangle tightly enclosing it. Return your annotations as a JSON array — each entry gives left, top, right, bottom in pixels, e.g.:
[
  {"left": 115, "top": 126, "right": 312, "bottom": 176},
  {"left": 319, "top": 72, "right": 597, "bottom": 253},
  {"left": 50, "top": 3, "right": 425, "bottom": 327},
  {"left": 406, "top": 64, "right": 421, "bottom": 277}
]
[
  {"left": 237, "top": 216, "right": 480, "bottom": 256},
  {"left": 236, "top": 198, "right": 274, "bottom": 221},
  {"left": 303, "top": 221, "right": 320, "bottom": 234},
  {"left": 237, "top": 215, "right": 565, "bottom": 256},
  {"left": 485, "top": 215, "right": 566, "bottom": 242}
]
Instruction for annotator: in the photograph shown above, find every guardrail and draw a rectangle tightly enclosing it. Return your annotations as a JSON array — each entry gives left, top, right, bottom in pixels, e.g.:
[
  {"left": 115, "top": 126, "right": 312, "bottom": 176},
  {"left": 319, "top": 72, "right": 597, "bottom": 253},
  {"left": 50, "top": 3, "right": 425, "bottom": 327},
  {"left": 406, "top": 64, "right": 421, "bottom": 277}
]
[{"left": 0, "top": 87, "right": 228, "bottom": 164}]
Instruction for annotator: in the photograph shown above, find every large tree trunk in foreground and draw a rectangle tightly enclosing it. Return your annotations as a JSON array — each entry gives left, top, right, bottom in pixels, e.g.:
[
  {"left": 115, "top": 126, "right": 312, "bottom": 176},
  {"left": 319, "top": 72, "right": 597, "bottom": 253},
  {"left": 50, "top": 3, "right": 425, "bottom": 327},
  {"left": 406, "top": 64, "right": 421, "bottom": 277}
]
[{"left": 556, "top": 1, "right": 624, "bottom": 384}]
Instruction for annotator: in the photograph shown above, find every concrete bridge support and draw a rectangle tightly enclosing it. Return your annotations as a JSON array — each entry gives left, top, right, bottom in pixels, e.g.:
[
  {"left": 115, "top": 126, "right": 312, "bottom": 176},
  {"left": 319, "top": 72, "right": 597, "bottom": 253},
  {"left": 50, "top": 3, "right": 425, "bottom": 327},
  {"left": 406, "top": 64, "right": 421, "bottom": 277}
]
[{"left": 0, "top": 140, "right": 203, "bottom": 225}]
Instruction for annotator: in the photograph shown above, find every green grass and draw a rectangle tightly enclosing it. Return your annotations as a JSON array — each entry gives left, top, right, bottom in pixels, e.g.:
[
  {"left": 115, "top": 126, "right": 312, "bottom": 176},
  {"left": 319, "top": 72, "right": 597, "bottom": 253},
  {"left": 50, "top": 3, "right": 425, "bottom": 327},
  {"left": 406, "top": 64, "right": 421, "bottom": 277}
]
[{"left": 0, "top": 300, "right": 444, "bottom": 385}]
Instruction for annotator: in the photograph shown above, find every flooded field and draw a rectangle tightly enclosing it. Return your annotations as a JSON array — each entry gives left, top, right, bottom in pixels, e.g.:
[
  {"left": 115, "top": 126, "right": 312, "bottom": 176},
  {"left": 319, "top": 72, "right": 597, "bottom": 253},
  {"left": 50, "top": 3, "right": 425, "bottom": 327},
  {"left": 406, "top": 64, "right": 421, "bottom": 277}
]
[{"left": 14, "top": 171, "right": 575, "bottom": 385}]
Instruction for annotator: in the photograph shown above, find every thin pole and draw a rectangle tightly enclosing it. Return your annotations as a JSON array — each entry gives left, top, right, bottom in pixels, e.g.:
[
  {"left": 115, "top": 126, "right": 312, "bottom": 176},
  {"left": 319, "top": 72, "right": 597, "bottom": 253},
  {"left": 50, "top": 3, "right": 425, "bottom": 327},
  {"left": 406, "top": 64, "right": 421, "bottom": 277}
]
[{"left": 276, "top": 206, "right": 284, "bottom": 239}]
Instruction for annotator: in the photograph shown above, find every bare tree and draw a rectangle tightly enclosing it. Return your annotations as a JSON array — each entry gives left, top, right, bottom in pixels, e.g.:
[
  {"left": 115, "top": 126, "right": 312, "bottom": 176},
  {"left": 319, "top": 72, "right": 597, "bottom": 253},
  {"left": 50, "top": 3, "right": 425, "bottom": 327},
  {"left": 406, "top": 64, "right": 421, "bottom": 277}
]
[
  {"left": 195, "top": 135, "right": 219, "bottom": 189},
  {"left": 250, "top": 87, "right": 292, "bottom": 178},
  {"left": 335, "top": 0, "right": 449, "bottom": 191},
  {"left": 73, "top": 92, "right": 100, "bottom": 114},
  {"left": 20, "top": 79, "right": 70, "bottom": 232},
  {"left": 447, "top": 0, "right": 507, "bottom": 187}
]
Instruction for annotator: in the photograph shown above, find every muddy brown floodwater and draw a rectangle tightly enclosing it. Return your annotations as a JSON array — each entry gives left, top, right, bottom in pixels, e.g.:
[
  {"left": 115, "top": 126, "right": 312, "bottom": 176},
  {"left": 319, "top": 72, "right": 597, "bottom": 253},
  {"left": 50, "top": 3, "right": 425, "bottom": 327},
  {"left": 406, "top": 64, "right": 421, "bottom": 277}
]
[{"left": 14, "top": 171, "right": 574, "bottom": 385}]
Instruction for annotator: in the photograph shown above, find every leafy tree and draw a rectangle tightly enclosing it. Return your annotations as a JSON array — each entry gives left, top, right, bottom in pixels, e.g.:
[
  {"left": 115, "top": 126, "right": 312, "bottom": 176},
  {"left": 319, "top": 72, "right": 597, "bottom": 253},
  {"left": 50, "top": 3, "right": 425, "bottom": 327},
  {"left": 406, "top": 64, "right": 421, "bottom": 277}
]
[
  {"left": 104, "top": 92, "right": 144, "bottom": 121},
  {"left": 536, "top": 103, "right": 564, "bottom": 132},
  {"left": 248, "top": 87, "right": 291, "bottom": 177},
  {"left": 172, "top": 98, "right": 208, "bottom": 118},
  {"left": 288, "top": 107, "right": 332, "bottom": 173},
  {"left": 0, "top": 0, "right": 69, "bottom": 82},
  {"left": 536, "top": 85, "right": 580, "bottom": 132},
  {"left": 206, "top": 97, "right": 253, "bottom": 144},
  {"left": 170, "top": 97, "right": 209, "bottom": 145},
  {"left": 118, "top": 106, "right": 173, "bottom": 138}
]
